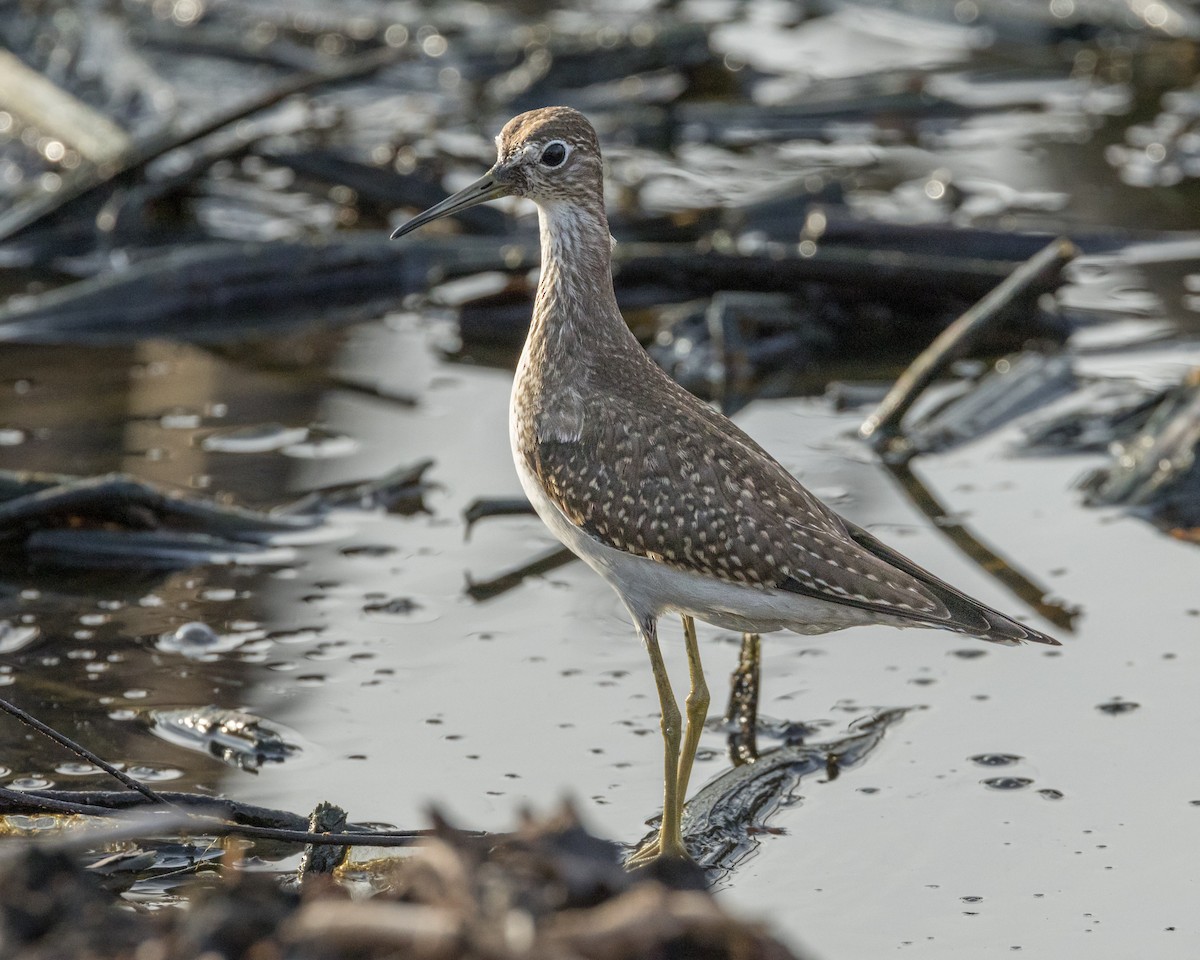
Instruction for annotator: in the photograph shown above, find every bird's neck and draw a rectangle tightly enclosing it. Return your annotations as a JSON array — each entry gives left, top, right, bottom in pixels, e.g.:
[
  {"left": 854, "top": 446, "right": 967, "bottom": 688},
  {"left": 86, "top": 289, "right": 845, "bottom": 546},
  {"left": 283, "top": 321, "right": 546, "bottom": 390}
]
[{"left": 525, "top": 200, "right": 634, "bottom": 368}]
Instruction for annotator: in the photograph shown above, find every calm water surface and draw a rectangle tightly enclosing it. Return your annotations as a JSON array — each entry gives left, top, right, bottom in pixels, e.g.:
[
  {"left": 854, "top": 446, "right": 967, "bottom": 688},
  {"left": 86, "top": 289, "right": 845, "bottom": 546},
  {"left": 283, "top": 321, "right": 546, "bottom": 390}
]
[{"left": 0, "top": 316, "right": 1197, "bottom": 957}]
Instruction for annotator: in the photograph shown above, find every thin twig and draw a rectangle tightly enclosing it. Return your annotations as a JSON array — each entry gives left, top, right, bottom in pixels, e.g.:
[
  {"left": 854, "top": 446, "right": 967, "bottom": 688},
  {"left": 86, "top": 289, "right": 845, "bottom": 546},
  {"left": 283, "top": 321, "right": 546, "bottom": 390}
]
[
  {"left": 203, "top": 821, "right": 428, "bottom": 847},
  {"left": 0, "top": 788, "right": 449, "bottom": 847},
  {"left": 0, "top": 697, "right": 167, "bottom": 804},
  {"left": 18, "top": 788, "right": 307, "bottom": 828},
  {"left": 859, "top": 237, "right": 1079, "bottom": 450}
]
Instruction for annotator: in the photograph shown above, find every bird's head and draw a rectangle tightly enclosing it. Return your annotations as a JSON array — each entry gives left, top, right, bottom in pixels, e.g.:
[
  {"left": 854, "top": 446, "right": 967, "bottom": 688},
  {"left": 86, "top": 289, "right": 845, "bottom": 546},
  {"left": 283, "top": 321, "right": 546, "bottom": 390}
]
[{"left": 390, "top": 106, "right": 602, "bottom": 239}]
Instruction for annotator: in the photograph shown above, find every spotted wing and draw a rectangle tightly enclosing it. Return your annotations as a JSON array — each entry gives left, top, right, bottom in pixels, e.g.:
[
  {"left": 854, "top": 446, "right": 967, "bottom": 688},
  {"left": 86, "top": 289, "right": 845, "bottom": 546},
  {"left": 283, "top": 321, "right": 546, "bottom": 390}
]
[
  {"left": 526, "top": 364, "right": 1056, "bottom": 646},
  {"left": 526, "top": 370, "right": 944, "bottom": 610}
]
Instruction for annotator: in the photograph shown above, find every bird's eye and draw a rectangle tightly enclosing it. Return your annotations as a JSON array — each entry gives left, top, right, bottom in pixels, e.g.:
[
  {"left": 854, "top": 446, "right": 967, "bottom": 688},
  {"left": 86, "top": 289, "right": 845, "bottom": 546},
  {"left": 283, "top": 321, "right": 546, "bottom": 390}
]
[{"left": 540, "top": 141, "right": 568, "bottom": 167}]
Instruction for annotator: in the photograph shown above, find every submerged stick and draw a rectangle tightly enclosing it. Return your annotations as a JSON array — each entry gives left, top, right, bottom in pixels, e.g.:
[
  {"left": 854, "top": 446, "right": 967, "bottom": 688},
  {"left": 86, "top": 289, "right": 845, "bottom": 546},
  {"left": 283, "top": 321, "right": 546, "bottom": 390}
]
[
  {"left": 859, "top": 237, "right": 1078, "bottom": 450},
  {"left": 0, "top": 697, "right": 166, "bottom": 804}
]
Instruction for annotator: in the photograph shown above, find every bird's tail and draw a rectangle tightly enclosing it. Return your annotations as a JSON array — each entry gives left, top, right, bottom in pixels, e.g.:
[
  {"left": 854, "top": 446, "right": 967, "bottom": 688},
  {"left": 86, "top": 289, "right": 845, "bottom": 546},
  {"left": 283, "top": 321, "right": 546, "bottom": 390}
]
[{"left": 844, "top": 521, "right": 1060, "bottom": 647}]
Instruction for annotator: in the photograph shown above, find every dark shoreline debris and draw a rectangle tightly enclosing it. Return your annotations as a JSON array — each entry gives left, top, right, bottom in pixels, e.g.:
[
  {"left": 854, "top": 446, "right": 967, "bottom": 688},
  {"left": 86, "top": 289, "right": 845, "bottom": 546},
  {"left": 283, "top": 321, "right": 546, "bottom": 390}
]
[
  {"left": 147, "top": 706, "right": 300, "bottom": 772},
  {"left": 0, "top": 45, "right": 403, "bottom": 246},
  {"left": 1020, "top": 378, "right": 1162, "bottom": 453},
  {"left": 0, "top": 460, "right": 434, "bottom": 570},
  {"left": 0, "top": 805, "right": 812, "bottom": 960},
  {"left": 0, "top": 225, "right": 1076, "bottom": 349},
  {"left": 901, "top": 351, "right": 1077, "bottom": 454},
  {"left": 282, "top": 458, "right": 435, "bottom": 515},
  {"left": 0, "top": 236, "right": 536, "bottom": 344},
  {"left": 0, "top": 470, "right": 317, "bottom": 570},
  {"left": 1081, "top": 368, "right": 1200, "bottom": 531},
  {"left": 860, "top": 237, "right": 1079, "bottom": 453}
]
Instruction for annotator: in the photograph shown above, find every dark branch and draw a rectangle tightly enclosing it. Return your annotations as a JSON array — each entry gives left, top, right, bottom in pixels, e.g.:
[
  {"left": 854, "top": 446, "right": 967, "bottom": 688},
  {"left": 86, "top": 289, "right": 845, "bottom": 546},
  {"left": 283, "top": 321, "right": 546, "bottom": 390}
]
[{"left": 0, "top": 697, "right": 167, "bottom": 804}]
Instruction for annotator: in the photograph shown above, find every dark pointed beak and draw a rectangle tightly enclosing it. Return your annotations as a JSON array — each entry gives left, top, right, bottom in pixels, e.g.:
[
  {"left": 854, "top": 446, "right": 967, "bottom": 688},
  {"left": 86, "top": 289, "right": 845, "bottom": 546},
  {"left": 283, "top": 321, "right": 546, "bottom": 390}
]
[{"left": 389, "top": 169, "right": 511, "bottom": 239}]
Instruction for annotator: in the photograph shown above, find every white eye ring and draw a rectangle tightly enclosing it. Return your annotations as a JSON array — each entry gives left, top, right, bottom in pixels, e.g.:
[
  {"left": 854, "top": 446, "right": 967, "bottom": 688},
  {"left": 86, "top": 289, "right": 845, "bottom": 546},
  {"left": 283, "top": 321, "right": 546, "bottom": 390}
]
[{"left": 539, "top": 140, "right": 570, "bottom": 167}]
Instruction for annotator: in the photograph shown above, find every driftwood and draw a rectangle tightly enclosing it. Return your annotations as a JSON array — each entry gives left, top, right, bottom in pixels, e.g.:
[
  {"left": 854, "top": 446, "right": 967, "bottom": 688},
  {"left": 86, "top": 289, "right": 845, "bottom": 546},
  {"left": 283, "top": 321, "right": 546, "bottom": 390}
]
[
  {"left": 0, "top": 461, "right": 433, "bottom": 569},
  {"left": 859, "top": 237, "right": 1079, "bottom": 450},
  {"left": 0, "top": 789, "right": 429, "bottom": 848},
  {"left": 0, "top": 45, "right": 401, "bottom": 244},
  {"left": 0, "top": 50, "right": 131, "bottom": 164},
  {"left": 1081, "top": 369, "right": 1200, "bottom": 529}
]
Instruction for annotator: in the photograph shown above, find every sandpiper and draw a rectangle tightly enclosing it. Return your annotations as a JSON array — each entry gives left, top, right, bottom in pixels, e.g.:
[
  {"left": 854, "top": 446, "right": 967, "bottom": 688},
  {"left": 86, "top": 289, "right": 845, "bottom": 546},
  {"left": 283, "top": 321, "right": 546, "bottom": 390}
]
[{"left": 392, "top": 106, "right": 1059, "bottom": 867}]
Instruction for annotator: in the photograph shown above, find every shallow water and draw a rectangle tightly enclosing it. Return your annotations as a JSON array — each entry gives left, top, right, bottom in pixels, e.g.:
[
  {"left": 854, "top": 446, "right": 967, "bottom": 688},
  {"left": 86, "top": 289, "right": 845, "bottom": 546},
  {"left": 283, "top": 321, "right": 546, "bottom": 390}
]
[{"left": 1, "top": 315, "right": 1198, "bottom": 956}]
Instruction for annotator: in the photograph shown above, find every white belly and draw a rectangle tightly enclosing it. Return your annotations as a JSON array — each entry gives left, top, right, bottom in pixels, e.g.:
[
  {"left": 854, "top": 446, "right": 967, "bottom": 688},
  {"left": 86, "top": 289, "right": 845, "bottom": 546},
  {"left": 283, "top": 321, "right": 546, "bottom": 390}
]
[{"left": 508, "top": 403, "right": 879, "bottom": 636}]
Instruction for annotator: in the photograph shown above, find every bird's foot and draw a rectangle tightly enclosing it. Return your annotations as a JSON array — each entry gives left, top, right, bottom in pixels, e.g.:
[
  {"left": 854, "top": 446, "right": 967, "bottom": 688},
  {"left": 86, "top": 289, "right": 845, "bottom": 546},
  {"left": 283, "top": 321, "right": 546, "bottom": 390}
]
[{"left": 626, "top": 833, "right": 692, "bottom": 870}]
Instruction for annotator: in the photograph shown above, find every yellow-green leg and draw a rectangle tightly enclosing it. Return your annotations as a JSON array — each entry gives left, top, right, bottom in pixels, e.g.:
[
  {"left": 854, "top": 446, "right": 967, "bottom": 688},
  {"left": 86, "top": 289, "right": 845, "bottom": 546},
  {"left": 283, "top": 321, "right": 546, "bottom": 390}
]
[
  {"left": 628, "top": 614, "right": 687, "bottom": 865},
  {"left": 628, "top": 615, "right": 710, "bottom": 867},
  {"left": 675, "top": 615, "right": 710, "bottom": 813}
]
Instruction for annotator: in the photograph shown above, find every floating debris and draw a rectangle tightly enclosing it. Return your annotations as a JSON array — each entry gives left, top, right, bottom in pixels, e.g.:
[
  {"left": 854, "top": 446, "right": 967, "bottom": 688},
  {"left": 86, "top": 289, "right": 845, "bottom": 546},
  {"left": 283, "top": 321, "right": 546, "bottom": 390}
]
[
  {"left": 1080, "top": 370, "right": 1200, "bottom": 528},
  {"left": 0, "top": 470, "right": 319, "bottom": 570},
  {"left": 0, "top": 460, "right": 439, "bottom": 569},
  {"left": 1096, "top": 699, "right": 1141, "bottom": 716},
  {"left": 147, "top": 706, "right": 300, "bottom": 771},
  {"left": 24, "top": 530, "right": 298, "bottom": 570},
  {"left": 362, "top": 597, "right": 421, "bottom": 617},
  {"left": 200, "top": 424, "right": 311, "bottom": 454},
  {"left": 969, "top": 753, "right": 1023, "bottom": 767},
  {"left": 903, "top": 352, "right": 1077, "bottom": 453},
  {"left": 1020, "top": 378, "right": 1162, "bottom": 453},
  {"left": 282, "top": 459, "right": 435, "bottom": 515}
]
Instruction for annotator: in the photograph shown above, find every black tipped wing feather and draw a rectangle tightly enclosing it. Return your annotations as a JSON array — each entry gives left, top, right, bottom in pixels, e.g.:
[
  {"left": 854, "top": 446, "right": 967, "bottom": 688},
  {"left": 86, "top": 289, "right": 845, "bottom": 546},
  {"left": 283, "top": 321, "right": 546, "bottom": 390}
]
[{"left": 836, "top": 520, "right": 1059, "bottom": 645}]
